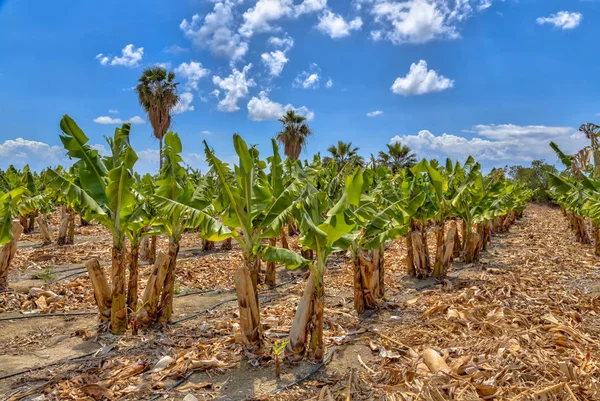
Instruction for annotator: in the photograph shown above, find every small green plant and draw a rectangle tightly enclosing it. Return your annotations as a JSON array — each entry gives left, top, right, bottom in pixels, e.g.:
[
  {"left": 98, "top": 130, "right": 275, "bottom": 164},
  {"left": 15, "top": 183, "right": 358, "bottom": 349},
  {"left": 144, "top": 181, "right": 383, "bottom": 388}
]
[
  {"left": 36, "top": 268, "right": 57, "bottom": 283},
  {"left": 273, "top": 340, "right": 289, "bottom": 378},
  {"left": 173, "top": 280, "right": 181, "bottom": 295}
]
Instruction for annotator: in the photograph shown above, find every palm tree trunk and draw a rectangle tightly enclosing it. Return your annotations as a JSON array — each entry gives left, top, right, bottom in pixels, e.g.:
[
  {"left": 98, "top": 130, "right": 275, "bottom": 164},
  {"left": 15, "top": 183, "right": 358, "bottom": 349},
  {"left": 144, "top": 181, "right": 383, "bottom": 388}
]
[{"left": 159, "top": 137, "right": 163, "bottom": 170}]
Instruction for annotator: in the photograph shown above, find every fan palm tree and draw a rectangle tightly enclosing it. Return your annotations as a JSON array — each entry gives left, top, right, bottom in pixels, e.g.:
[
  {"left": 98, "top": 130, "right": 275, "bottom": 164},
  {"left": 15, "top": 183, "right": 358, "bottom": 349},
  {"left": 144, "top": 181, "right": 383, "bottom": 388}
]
[
  {"left": 135, "top": 67, "right": 179, "bottom": 169},
  {"left": 276, "top": 110, "right": 312, "bottom": 161},
  {"left": 324, "top": 141, "right": 364, "bottom": 168},
  {"left": 377, "top": 142, "right": 417, "bottom": 172}
]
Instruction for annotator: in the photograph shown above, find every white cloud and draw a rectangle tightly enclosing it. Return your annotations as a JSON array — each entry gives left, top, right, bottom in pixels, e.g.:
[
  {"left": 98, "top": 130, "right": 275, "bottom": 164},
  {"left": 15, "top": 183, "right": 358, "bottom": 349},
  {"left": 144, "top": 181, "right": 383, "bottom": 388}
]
[
  {"left": 155, "top": 62, "right": 172, "bottom": 70},
  {"left": 173, "top": 92, "right": 195, "bottom": 115},
  {"left": 247, "top": 91, "right": 314, "bottom": 121},
  {"left": 96, "top": 44, "right": 144, "bottom": 67},
  {"left": 317, "top": 10, "right": 363, "bottom": 38},
  {"left": 262, "top": 50, "right": 289, "bottom": 77},
  {"left": 137, "top": 149, "right": 160, "bottom": 166},
  {"left": 202, "top": 130, "right": 213, "bottom": 135},
  {"left": 295, "top": 0, "right": 328, "bottom": 16},
  {"left": 0, "top": 138, "right": 67, "bottom": 169},
  {"left": 240, "top": 0, "right": 294, "bottom": 38},
  {"left": 129, "top": 116, "right": 145, "bottom": 124},
  {"left": 93, "top": 116, "right": 145, "bottom": 124},
  {"left": 369, "top": 0, "right": 492, "bottom": 44},
  {"left": 240, "top": 0, "right": 327, "bottom": 37},
  {"left": 367, "top": 110, "right": 384, "bottom": 117},
  {"left": 390, "top": 124, "right": 585, "bottom": 164},
  {"left": 293, "top": 63, "right": 321, "bottom": 89},
  {"left": 108, "top": 109, "right": 119, "bottom": 114},
  {"left": 267, "top": 33, "right": 295, "bottom": 51},
  {"left": 174, "top": 61, "right": 210, "bottom": 90},
  {"left": 212, "top": 64, "right": 256, "bottom": 112},
  {"left": 391, "top": 60, "right": 454, "bottom": 96},
  {"left": 163, "top": 44, "right": 189, "bottom": 54},
  {"left": 537, "top": 11, "right": 582, "bottom": 30},
  {"left": 180, "top": 1, "right": 248, "bottom": 61}
]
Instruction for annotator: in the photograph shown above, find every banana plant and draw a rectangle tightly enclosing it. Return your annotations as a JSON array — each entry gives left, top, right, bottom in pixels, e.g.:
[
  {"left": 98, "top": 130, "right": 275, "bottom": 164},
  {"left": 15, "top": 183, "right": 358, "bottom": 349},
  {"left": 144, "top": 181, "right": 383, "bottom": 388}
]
[
  {"left": 48, "top": 115, "right": 137, "bottom": 334},
  {"left": 346, "top": 167, "right": 426, "bottom": 312},
  {"left": 147, "top": 132, "right": 231, "bottom": 324},
  {"left": 203, "top": 134, "right": 307, "bottom": 350},
  {"left": 0, "top": 184, "right": 27, "bottom": 289},
  {"left": 262, "top": 175, "right": 362, "bottom": 361}
]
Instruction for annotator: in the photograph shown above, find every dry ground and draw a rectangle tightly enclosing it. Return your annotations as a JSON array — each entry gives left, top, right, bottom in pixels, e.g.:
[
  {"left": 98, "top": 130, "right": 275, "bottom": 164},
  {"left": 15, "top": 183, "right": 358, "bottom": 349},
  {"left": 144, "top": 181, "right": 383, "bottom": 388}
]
[{"left": 0, "top": 204, "right": 599, "bottom": 400}]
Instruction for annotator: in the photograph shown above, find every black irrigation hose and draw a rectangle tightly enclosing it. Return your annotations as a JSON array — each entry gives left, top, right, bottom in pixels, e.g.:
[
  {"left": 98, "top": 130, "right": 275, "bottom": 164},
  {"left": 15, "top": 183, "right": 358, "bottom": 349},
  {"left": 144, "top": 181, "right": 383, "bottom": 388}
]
[
  {"left": 147, "top": 371, "right": 195, "bottom": 401},
  {"left": 45, "top": 250, "right": 236, "bottom": 285},
  {"left": 168, "top": 276, "right": 300, "bottom": 326},
  {"left": 0, "top": 311, "right": 97, "bottom": 322},
  {"left": 0, "top": 350, "right": 99, "bottom": 381},
  {"left": 271, "top": 346, "right": 338, "bottom": 395}
]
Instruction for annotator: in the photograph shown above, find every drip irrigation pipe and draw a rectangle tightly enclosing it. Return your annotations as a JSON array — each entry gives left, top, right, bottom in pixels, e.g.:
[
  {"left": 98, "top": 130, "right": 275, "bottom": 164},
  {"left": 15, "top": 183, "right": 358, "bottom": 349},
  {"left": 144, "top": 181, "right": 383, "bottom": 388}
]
[
  {"left": 0, "top": 350, "right": 99, "bottom": 381},
  {"left": 271, "top": 346, "right": 338, "bottom": 395},
  {"left": 0, "top": 311, "right": 97, "bottom": 322},
  {"left": 147, "top": 371, "right": 195, "bottom": 401}
]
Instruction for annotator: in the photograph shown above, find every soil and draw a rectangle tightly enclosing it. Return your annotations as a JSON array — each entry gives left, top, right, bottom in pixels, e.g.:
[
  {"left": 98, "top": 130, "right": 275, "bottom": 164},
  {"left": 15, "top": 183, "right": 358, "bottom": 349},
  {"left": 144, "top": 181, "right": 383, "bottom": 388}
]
[{"left": 0, "top": 205, "right": 599, "bottom": 400}]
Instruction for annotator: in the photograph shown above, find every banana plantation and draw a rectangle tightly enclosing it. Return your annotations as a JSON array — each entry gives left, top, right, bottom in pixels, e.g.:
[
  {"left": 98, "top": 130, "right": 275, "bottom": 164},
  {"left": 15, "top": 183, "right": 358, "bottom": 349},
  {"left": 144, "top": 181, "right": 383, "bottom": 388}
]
[{"left": 1, "top": 117, "right": 599, "bottom": 401}]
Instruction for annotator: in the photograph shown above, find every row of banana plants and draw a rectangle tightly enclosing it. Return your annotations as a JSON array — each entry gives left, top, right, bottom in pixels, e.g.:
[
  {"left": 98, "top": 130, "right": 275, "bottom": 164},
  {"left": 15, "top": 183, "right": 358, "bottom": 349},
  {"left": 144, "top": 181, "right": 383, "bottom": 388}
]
[
  {"left": 548, "top": 124, "right": 600, "bottom": 254},
  {"left": 0, "top": 115, "right": 532, "bottom": 363}
]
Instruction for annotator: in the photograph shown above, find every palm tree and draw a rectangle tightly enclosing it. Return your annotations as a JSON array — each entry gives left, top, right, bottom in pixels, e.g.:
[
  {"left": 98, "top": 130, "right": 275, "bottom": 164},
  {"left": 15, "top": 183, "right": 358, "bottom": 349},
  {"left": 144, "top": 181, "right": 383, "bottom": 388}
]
[
  {"left": 324, "top": 141, "right": 364, "bottom": 168},
  {"left": 377, "top": 142, "right": 417, "bottom": 172},
  {"left": 275, "top": 110, "right": 312, "bottom": 161},
  {"left": 135, "top": 67, "right": 179, "bottom": 169}
]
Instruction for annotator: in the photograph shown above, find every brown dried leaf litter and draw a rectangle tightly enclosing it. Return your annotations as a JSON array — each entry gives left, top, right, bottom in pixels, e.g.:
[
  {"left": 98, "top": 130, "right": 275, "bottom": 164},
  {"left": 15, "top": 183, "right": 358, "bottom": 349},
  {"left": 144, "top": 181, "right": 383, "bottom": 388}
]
[
  {"left": 269, "top": 205, "right": 600, "bottom": 400},
  {"left": 2, "top": 205, "right": 600, "bottom": 400}
]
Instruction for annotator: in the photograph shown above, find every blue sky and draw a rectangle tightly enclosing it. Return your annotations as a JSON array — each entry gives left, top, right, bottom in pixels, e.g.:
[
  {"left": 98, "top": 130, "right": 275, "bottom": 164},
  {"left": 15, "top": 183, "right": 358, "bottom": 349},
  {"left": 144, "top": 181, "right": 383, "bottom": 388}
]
[{"left": 0, "top": 0, "right": 598, "bottom": 173}]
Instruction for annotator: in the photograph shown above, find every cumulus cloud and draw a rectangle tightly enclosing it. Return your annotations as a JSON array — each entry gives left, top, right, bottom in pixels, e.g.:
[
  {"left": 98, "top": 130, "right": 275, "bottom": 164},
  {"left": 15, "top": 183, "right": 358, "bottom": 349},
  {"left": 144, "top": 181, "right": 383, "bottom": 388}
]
[
  {"left": 261, "top": 50, "right": 289, "bottom": 77},
  {"left": 93, "top": 116, "right": 145, "bottom": 124},
  {"left": 317, "top": 10, "right": 363, "bottom": 38},
  {"left": 293, "top": 63, "right": 321, "bottom": 89},
  {"left": 267, "top": 33, "right": 295, "bottom": 51},
  {"left": 96, "top": 44, "right": 144, "bottom": 67},
  {"left": 239, "top": 0, "right": 327, "bottom": 37},
  {"left": 295, "top": 0, "right": 328, "bottom": 16},
  {"left": 154, "top": 62, "right": 172, "bottom": 70},
  {"left": 537, "top": 11, "right": 582, "bottom": 30},
  {"left": 391, "top": 60, "right": 454, "bottom": 96},
  {"left": 173, "top": 92, "right": 195, "bottom": 114},
  {"left": 367, "top": 110, "right": 383, "bottom": 117},
  {"left": 390, "top": 124, "right": 586, "bottom": 165},
  {"left": 163, "top": 44, "right": 189, "bottom": 54},
  {"left": 174, "top": 61, "right": 210, "bottom": 90},
  {"left": 369, "top": 0, "right": 493, "bottom": 44},
  {"left": 0, "top": 138, "right": 67, "bottom": 169},
  {"left": 212, "top": 64, "right": 256, "bottom": 112},
  {"left": 247, "top": 91, "right": 314, "bottom": 121},
  {"left": 180, "top": 1, "right": 248, "bottom": 61}
]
